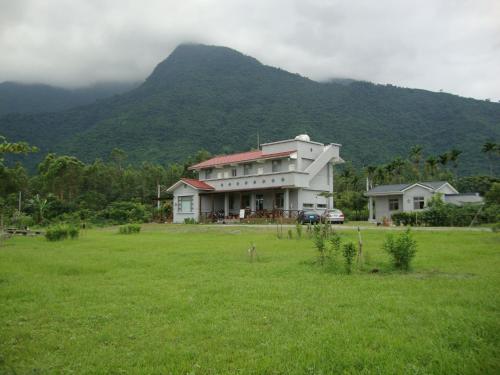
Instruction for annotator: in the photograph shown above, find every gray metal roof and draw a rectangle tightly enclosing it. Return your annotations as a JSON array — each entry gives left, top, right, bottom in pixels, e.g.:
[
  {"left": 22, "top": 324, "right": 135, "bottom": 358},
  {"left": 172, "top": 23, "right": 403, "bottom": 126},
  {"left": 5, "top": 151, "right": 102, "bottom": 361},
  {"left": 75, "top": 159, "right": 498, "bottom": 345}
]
[
  {"left": 366, "top": 181, "right": 450, "bottom": 195},
  {"left": 419, "top": 181, "right": 448, "bottom": 190},
  {"left": 366, "top": 183, "right": 411, "bottom": 194}
]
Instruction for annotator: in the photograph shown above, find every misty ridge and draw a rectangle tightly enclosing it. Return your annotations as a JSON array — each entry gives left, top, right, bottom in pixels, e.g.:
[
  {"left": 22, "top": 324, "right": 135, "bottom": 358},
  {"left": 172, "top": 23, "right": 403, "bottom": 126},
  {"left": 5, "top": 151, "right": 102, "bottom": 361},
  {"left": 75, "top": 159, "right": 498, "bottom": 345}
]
[{"left": 0, "top": 43, "right": 499, "bottom": 175}]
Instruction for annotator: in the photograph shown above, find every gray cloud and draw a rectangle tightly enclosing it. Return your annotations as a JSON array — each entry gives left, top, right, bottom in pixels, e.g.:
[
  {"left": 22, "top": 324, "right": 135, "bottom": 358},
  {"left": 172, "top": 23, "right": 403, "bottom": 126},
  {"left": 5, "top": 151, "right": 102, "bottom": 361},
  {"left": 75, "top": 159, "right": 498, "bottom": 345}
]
[{"left": 0, "top": 0, "right": 499, "bottom": 100}]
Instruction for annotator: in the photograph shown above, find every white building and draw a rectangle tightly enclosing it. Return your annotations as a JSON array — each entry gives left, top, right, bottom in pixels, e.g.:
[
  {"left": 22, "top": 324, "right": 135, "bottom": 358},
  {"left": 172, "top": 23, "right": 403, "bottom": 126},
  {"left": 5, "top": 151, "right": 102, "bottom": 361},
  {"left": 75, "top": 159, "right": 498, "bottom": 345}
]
[
  {"left": 365, "top": 181, "right": 483, "bottom": 222},
  {"left": 167, "top": 135, "right": 344, "bottom": 223}
]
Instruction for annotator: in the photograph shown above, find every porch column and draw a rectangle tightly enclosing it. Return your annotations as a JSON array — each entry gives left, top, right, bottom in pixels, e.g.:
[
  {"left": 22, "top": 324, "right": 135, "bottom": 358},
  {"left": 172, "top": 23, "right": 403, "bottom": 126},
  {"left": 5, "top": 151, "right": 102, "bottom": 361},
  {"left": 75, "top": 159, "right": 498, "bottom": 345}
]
[
  {"left": 368, "top": 196, "right": 373, "bottom": 222},
  {"left": 284, "top": 188, "right": 290, "bottom": 217},
  {"left": 250, "top": 192, "right": 256, "bottom": 213},
  {"left": 224, "top": 193, "right": 229, "bottom": 218}
]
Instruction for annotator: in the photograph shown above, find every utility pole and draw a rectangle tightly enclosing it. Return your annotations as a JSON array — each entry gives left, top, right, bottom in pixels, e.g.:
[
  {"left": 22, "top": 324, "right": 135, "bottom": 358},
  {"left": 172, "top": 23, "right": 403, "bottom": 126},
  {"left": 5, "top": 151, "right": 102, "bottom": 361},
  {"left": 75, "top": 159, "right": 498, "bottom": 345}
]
[
  {"left": 157, "top": 184, "right": 161, "bottom": 210},
  {"left": 257, "top": 131, "right": 260, "bottom": 150}
]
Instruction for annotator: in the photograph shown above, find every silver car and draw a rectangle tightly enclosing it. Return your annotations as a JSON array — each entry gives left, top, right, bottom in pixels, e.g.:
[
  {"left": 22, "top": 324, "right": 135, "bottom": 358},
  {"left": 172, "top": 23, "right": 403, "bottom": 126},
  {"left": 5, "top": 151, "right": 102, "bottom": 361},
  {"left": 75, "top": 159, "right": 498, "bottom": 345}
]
[{"left": 323, "top": 209, "right": 345, "bottom": 224}]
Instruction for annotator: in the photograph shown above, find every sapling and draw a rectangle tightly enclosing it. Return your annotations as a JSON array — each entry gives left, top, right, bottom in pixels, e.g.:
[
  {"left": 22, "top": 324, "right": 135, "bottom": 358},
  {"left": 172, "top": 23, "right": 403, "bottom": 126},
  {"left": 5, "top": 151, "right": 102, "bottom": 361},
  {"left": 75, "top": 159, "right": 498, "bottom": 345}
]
[
  {"left": 312, "top": 224, "right": 326, "bottom": 265},
  {"left": 295, "top": 223, "right": 302, "bottom": 238},
  {"left": 342, "top": 242, "right": 356, "bottom": 274},
  {"left": 383, "top": 228, "right": 417, "bottom": 271}
]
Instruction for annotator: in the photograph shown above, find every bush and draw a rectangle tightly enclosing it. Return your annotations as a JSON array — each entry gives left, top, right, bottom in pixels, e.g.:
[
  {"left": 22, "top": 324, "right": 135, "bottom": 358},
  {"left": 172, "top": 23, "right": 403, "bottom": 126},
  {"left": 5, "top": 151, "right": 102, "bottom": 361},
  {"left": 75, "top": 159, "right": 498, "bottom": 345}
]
[
  {"left": 342, "top": 242, "right": 356, "bottom": 274},
  {"left": 391, "top": 212, "right": 419, "bottom": 226},
  {"left": 45, "top": 224, "right": 79, "bottom": 241},
  {"left": 295, "top": 223, "right": 302, "bottom": 238},
  {"left": 11, "top": 212, "right": 34, "bottom": 228},
  {"left": 312, "top": 224, "right": 327, "bottom": 264},
  {"left": 118, "top": 224, "right": 141, "bottom": 234},
  {"left": 183, "top": 218, "right": 197, "bottom": 224},
  {"left": 383, "top": 229, "right": 417, "bottom": 271},
  {"left": 98, "top": 202, "right": 152, "bottom": 224}
]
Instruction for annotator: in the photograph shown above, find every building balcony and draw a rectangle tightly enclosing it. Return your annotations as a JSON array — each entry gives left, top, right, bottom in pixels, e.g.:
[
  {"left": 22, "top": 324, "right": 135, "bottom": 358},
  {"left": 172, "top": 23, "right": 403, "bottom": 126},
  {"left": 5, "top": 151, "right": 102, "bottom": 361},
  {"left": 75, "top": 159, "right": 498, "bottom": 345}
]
[{"left": 201, "top": 171, "right": 309, "bottom": 192}]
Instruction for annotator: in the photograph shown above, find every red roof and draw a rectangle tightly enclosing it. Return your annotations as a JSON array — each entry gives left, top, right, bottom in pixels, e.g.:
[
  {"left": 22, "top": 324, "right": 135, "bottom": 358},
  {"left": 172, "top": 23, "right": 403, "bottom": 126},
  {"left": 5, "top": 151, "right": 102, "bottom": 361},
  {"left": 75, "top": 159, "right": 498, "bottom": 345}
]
[
  {"left": 189, "top": 149, "right": 296, "bottom": 170},
  {"left": 180, "top": 178, "right": 214, "bottom": 190}
]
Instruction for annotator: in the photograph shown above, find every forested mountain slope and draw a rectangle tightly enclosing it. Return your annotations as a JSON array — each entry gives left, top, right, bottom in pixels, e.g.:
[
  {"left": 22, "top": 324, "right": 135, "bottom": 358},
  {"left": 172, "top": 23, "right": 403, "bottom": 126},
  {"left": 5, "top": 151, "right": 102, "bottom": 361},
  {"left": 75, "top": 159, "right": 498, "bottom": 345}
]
[
  {"left": 0, "top": 81, "right": 138, "bottom": 116},
  {"left": 0, "top": 44, "right": 498, "bottom": 174}
]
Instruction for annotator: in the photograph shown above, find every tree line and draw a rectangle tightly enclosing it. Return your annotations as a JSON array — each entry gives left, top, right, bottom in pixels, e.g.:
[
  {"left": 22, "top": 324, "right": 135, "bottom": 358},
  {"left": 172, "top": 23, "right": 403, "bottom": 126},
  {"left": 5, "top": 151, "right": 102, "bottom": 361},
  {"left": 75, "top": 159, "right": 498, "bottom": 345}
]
[{"left": 1, "top": 134, "right": 499, "bottom": 226}]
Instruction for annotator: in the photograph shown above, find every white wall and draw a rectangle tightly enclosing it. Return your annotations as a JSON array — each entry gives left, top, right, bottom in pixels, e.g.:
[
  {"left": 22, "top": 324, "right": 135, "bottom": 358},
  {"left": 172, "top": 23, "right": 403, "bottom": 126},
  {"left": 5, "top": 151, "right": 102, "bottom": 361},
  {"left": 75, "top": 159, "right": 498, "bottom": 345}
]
[
  {"left": 402, "top": 185, "right": 435, "bottom": 212},
  {"left": 172, "top": 184, "right": 200, "bottom": 223},
  {"left": 309, "top": 164, "right": 331, "bottom": 192},
  {"left": 373, "top": 195, "right": 403, "bottom": 221},
  {"left": 297, "top": 189, "right": 329, "bottom": 211}
]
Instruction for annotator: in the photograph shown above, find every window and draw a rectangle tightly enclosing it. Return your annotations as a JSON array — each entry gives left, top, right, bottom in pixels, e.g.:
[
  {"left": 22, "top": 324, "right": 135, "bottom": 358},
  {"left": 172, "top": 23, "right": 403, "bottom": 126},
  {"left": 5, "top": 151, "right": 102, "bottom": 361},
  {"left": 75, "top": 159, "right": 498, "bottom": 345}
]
[
  {"left": 205, "top": 169, "right": 213, "bottom": 179},
  {"left": 256, "top": 194, "right": 264, "bottom": 211},
  {"left": 217, "top": 172, "right": 222, "bottom": 179},
  {"left": 317, "top": 203, "right": 327, "bottom": 209},
  {"left": 231, "top": 168, "right": 237, "bottom": 177},
  {"left": 303, "top": 203, "right": 314, "bottom": 208},
  {"left": 272, "top": 159, "right": 282, "bottom": 172},
  {"left": 413, "top": 196, "right": 425, "bottom": 210},
  {"left": 223, "top": 171, "right": 229, "bottom": 178},
  {"left": 257, "top": 167, "right": 263, "bottom": 175},
  {"left": 243, "top": 163, "right": 252, "bottom": 175},
  {"left": 389, "top": 198, "right": 399, "bottom": 211},
  {"left": 178, "top": 196, "right": 193, "bottom": 213},
  {"left": 275, "top": 193, "right": 284, "bottom": 209},
  {"left": 241, "top": 194, "right": 250, "bottom": 209}
]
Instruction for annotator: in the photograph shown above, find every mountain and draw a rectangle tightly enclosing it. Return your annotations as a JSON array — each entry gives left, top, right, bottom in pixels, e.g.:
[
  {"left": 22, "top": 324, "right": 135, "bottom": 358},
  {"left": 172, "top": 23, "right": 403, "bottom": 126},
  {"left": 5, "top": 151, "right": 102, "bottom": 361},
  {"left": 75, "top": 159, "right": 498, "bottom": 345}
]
[
  {"left": 0, "top": 44, "right": 499, "bottom": 174},
  {"left": 0, "top": 81, "right": 139, "bottom": 116}
]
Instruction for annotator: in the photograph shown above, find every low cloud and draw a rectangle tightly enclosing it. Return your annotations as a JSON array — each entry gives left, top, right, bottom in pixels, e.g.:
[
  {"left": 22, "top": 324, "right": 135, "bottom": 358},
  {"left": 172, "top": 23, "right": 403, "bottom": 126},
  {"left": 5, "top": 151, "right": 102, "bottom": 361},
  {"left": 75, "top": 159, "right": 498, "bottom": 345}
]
[{"left": 1, "top": 0, "right": 499, "bottom": 100}]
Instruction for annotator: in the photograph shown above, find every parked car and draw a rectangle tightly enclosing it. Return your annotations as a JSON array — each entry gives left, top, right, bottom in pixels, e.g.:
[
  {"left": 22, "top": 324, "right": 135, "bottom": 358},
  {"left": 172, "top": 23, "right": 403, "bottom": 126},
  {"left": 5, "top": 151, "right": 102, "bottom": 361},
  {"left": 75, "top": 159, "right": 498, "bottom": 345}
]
[
  {"left": 322, "top": 209, "right": 345, "bottom": 224},
  {"left": 297, "top": 210, "right": 321, "bottom": 224}
]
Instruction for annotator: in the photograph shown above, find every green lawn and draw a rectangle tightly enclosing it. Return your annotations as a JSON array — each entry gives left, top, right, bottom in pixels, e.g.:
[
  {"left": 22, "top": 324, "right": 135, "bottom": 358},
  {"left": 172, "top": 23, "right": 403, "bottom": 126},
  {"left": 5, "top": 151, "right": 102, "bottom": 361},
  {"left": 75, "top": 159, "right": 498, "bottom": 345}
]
[{"left": 0, "top": 225, "right": 499, "bottom": 374}]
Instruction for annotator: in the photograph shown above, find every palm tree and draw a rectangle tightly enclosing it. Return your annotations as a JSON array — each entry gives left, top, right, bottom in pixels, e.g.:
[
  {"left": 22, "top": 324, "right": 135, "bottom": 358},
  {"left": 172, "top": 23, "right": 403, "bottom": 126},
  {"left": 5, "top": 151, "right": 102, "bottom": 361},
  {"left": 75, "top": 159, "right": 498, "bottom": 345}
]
[
  {"left": 409, "top": 145, "right": 423, "bottom": 177},
  {"left": 482, "top": 142, "right": 497, "bottom": 176},
  {"left": 364, "top": 165, "right": 377, "bottom": 190},
  {"left": 448, "top": 148, "right": 462, "bottom": 176},
  {"left": 374, "top": 166, "right": 387, "bottom": 185},
  {"left": 438, "top": 153, "right": 449, "bottom": 169},
  {"left": 425, "top": 156, "right": 438, "bottom": 178},
  {"left": 389, "top": 157, "right": 406, "bottom": 183},
  {"left": 28, "top": 194, "right": 48, "bottom": 224}
]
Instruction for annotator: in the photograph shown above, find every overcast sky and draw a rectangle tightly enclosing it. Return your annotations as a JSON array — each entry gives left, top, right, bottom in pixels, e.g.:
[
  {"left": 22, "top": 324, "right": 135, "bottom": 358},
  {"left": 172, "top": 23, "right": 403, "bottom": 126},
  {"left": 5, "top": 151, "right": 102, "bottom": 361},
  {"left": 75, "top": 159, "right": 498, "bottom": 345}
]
[{"left": 1, "top": 0, "right": 499, "bottom": 100}]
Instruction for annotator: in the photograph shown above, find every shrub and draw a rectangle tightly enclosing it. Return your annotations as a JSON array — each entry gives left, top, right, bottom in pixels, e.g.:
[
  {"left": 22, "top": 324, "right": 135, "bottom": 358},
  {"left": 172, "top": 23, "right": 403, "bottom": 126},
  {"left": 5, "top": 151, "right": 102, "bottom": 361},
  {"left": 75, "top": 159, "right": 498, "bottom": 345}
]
[
  {"left": 342, "top": 242, "right": 356, "bottom": 274},
  {"left": 287, "top": 229, "right": 293, "bottom": 239},
  {"left": 68, "top": 225, "right": 80, "bottom": 239},
  {"left": 312, "top": 224, "right": 327, "bottom": 264},
  {"left": 183, "top": 218, "right": 197, "bottom": 224},
  {"left": 383, "top": 229, "right": 417, "bottom": 271},
  {"left": 98, "top": 202, "right": 152, "bottom": 224},
  {"left": 295, "top": 223, "right": 302, "bottom": 238},
  {"left": 45, "top": 224, "right": 79, "bottom": 241},
  {"left": 391, "top": 212, "right": 418, "bottom": 226},
  {"left": 118, "top": 224, "right": 141, "bottom": 234}
]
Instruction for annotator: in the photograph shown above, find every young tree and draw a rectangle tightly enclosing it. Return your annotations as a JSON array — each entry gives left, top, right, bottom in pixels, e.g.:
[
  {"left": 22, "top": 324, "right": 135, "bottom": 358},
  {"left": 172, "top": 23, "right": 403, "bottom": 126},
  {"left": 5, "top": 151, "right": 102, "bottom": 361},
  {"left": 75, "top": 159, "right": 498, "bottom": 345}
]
[
  {"left": 482, "top": 142, "right": 498, "bottom": 176},
  {"left": 448, "top": 148, "right": 462, "bottom": 176},
  {"left": 409, "top": 145, "right": 423, "bottom": 177},
  {"left": 425, "top": 156, "right": 438, "bottom": 178}
]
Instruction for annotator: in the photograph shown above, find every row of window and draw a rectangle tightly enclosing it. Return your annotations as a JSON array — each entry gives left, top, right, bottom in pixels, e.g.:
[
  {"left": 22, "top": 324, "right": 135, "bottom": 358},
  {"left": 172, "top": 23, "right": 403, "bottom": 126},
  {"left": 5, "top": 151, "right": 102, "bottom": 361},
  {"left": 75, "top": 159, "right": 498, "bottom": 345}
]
[
  {"left": 178, "top": 195, "right": 329, "bottom": 213},
  {"left": 220, "top": 177, "right": 286, "bottom": 188},
  {"left": 205, "top": 160, "right": 285, "bottom": 179},
  {"left": 389, "top": 197, "right": 425, "bottom": 211}
]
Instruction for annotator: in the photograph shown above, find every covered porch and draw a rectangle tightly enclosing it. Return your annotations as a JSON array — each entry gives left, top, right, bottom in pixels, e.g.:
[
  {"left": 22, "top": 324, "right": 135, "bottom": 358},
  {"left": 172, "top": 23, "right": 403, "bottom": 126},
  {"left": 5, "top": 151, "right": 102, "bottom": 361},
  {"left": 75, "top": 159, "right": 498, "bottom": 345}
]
[{"left": 198, "top": 188, "right": 298, "bottom": 222}]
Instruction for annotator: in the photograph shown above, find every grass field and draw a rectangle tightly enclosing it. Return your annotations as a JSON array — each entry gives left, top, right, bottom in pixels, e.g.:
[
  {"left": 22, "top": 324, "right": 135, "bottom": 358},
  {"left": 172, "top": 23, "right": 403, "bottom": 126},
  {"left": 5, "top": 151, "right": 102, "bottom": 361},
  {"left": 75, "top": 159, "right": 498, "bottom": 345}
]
[{"left": 0, "top": 224, "right": 499, "bottom": 374}]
